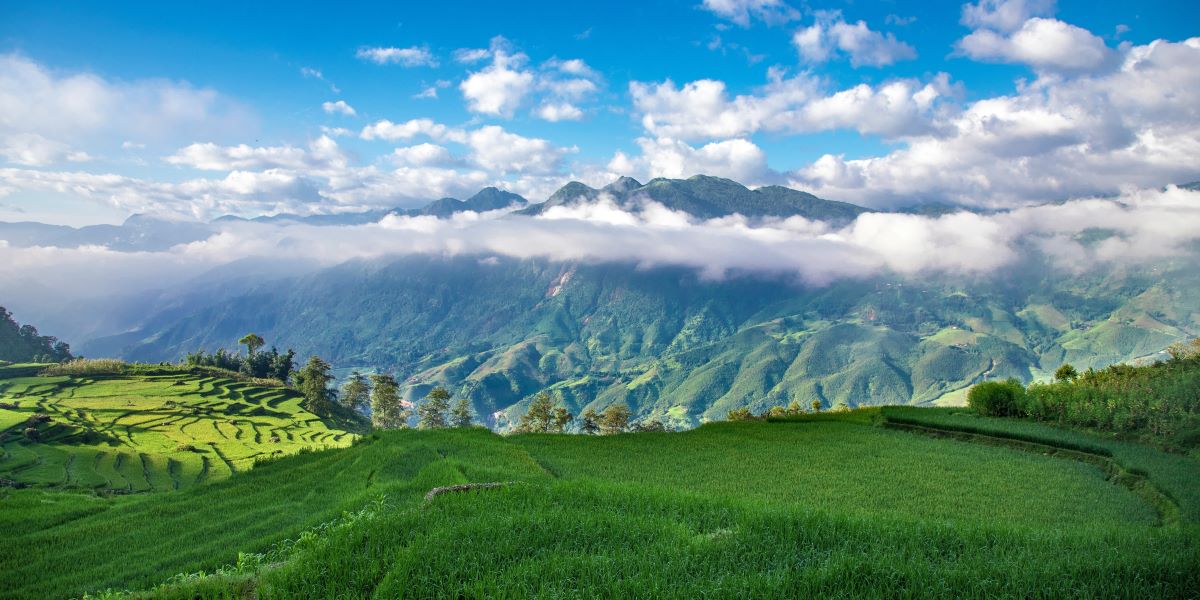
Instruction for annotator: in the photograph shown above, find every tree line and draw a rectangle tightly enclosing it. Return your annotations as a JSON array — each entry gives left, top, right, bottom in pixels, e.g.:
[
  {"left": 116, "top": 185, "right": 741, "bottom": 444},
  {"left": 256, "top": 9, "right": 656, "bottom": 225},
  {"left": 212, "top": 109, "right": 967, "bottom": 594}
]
[
  {"left": 0, "top": 306, "right": 72, "bottom": 364},
  {"left": 968, "top": 338, "right": 1200, "bottom": 450}
]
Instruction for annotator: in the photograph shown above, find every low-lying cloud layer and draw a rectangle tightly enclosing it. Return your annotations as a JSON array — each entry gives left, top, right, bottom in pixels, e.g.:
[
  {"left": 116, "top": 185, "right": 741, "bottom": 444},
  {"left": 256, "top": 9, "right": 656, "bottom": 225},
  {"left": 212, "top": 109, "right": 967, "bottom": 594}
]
[{"left": 2, "top": 186, "right": 1197, "bottom": 315}]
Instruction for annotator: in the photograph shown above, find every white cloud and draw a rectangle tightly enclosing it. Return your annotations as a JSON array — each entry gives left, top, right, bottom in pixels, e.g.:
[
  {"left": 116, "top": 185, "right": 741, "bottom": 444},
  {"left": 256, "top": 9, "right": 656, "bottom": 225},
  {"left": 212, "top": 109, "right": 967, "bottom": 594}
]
[
  {"left": 0, "top": 54, "right": 252, "bottom": 165},
  {"left": 700, "top": 0, "right": 799, "bottom": 27},
  {"left": 321, "top": 100, "right": 357, "bottom": 116},
  {"left": 793, "top": 12, "right": 917, "bottom": 68},
  {"left": 630, "top": 69, "right": 949, "bottom": 141},
  {"left": 359, "top": 118, "right": 465, "bottom": 143},
  {"left": 414, "top": 80, "right": 451, "bottom": 100},
  {"left": 536, "top": 102, "right": 584, "bottom": 122},
  {"left": 467, "top": 126, "right": 567, "bottom": 174},
  {"left": 166, "top": 136, "right": 347, "bottom": 172},
  {"left": 4, "top": 185, "right": 1197, "bottom": 309},
  {"left": 962, "top": 0, "right": 1056, "bottom": 32},
  {"left": 0, "top": 133, "right": 91, "bottom": 166},
  {"left": 609, "top": 137, "right": 771, "bottom": 184},
  {"left": 355, "top": 46, "right": 438, "bottom": 67},
  {"left": 453, "top": 48, "right": 491, "bottom": 64},
  {"left": 460, "top": 38, "right": 534, "bottom": 117},
  {"left": 791, "top": 38, "right": 1200, "bottom": 208},
  {"left": 300, "top": 67, "right": 340, "bottom": 93},
  {"left": 391, "top": 143, "right": 456, "bottom": 167},
  {"left": 958, "top": 17, "right": 1114, "bottom": 73}
]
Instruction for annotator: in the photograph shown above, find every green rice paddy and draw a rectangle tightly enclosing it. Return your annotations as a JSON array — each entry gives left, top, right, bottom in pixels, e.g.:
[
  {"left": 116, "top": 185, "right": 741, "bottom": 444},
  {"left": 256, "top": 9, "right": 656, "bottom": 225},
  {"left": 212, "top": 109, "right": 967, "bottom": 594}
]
[
  {"left": 1, "top": 375, "right": 1198, "bottom": 598},
  {"left": 0, "top": 373, "right": 354, "bottom": 491}
]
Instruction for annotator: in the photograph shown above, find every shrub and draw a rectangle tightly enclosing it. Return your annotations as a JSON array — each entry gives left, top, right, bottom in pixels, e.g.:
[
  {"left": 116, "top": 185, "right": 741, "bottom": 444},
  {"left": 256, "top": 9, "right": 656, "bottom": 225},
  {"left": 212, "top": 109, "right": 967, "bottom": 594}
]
[
  {"left": 23, "top": 427, "right": 40, "bottom": 441},
  {"left": 42, "top": 358, "right": 128, "bottom": 376},
  {"left": 726, "top": 408, "right": 753, "bottom": 421},
  {"left": 967, "top": 379, "right": 1026, "bottom": 417},
  {"left": 176, "top": 443, "right": 199, "bottom": 453}
]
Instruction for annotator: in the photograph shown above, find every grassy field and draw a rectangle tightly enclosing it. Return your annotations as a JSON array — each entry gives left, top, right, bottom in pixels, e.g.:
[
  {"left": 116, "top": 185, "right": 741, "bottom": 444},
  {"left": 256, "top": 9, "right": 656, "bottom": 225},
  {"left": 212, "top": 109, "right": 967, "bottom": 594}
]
[
  {"left": 2, "top": 409, "right": 1198, "bottom": 598},
  {"left": 0, "top": 373, "right": 356, "bottom": 491}
]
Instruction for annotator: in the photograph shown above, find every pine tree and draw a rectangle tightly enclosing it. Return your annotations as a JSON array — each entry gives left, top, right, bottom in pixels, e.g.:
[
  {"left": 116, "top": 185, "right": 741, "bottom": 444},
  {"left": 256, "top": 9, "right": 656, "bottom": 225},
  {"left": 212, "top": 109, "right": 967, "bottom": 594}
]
[
  {"left": 369, "top": 374, "right": 408, "bottom": 429},
  {"left": 580, "top": 408, "right": 600, "bottom": 434},
  {"left": 450, "top": 397, "right": 473, "bottom": 428},
  {"left": 294, "top": 356, "right": 334, "bottom": 414},
  {"left": 599, "top": 404, "right": 631, "bottom": 435},
  {"left": 340, "top": 371, "right": 370, "bottom": 412},
  {"left": 516, "top": 392, "right": 567, "bottom": 433},
  {"left": 417, "top": 386, "right": 451, "bottom": 429}
]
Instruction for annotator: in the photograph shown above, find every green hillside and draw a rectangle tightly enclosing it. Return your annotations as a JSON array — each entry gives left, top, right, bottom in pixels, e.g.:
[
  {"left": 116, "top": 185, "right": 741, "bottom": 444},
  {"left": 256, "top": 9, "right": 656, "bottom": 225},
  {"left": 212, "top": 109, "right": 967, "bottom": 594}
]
[
  {"left": 2, "top": 409, "right": 1197, "bottom": 598},
  {"left": 0, "top": 371, "right": 359, "bottom": 491},
  {"left": 85, "top": 254, "right": 1200, "bottom": 430}
]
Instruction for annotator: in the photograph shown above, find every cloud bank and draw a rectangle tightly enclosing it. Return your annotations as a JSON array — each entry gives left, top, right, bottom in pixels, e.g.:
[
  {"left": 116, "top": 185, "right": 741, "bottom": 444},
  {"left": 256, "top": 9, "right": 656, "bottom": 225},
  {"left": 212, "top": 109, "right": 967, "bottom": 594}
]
[{"left": 2, "top": 186, "right": 1197, "bottom": 309}]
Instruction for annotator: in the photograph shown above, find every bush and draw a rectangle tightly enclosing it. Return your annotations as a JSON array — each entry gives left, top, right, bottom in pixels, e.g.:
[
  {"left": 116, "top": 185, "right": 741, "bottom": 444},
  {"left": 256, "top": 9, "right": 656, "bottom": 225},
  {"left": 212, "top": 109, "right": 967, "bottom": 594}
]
[
  {"left": 42, "top": 358, "right": 128, "bottom": 376},
  {"left": 967, "top": 379, "right": 1026, "bottom": 417}
]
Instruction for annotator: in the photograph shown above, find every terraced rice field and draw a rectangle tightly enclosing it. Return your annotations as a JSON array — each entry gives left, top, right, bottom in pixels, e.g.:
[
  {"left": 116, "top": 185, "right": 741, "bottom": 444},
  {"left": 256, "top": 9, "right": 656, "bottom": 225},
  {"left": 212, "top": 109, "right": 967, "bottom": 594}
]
[{"left": 0, "top": 373, "right": 355, "bottom": 491}]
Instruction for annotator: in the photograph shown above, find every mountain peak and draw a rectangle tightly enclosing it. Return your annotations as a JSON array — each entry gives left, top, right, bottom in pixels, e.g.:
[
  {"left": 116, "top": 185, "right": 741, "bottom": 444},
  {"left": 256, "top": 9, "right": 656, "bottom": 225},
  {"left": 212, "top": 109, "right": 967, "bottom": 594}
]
[{"left": 602, "top": 176, "right": 642, "bottom": 194}]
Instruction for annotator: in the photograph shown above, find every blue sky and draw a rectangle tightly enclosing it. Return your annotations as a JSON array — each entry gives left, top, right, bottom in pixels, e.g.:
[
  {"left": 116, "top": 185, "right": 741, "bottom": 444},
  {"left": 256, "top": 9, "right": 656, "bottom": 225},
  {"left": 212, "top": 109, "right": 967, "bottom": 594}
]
[{"left": 1, "top": 0, "right": 1198, "bottom": 225}]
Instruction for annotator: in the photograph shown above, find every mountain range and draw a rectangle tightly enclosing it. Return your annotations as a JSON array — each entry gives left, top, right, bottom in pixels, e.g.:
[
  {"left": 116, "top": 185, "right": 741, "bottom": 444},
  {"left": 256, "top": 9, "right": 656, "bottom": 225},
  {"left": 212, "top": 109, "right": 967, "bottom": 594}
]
[{"left": 4, "top": 175, "right": 1198, "bottom": 429}]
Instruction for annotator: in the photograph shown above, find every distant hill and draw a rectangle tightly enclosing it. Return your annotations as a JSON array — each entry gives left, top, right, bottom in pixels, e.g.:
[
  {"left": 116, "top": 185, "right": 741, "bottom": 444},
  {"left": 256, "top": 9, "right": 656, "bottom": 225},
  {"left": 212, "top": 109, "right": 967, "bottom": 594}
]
[
  {"left": 215, "top": 186, "right": 529, "bottom": 226},
  {"left": 0, "top": 306, "right": 71, "bottom": 363},
  {"left": 81, "top": 253, "right": 1200, "bottom": 430},
  {"left": 520, "top": 175, "right": 870, "bottom": 223}
]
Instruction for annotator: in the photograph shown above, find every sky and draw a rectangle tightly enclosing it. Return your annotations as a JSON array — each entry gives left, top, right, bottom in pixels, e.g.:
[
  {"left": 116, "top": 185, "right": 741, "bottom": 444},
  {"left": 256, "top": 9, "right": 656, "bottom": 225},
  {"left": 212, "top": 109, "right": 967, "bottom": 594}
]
[{"left": 1, "top": 0, "right": 1199, "bottom": 225}]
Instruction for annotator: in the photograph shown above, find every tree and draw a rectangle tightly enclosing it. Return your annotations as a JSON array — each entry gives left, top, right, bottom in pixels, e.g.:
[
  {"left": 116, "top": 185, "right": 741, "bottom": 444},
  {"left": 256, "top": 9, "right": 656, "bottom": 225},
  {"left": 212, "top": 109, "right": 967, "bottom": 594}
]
[
  {"left": 417, "top": 386, "right": 451, "bottom": 429},
  {"left": 370, "top": 374, "right": 408, "bottom": 429},
  {"left": 340, "top": 371, "right": 370, "bottom": 412},
  {"left": 786, "top": 400, "right": 803, "bottom": 415},
  {"left": 631, "top": 420, "right": 666, "bottom": 432},
  {"left": 811, "top": 400, "right": 822, "bottom": 413},
  {"left": 450, "top": 397, "right": 474, "bottom": 428},
  {"left": 270, "top": 348, "right": 296, "bottom": 383},
  {"left": 552, "top": 407, "right": 573, "bottom": 432},
  {"left": 294, "top": 355, "right": 334, "bottom": 414},
  {"left": 580, "top": 408, "right": 600, "bottom": 435},
  {"left": 726, "top": 407, "right": 753, "bottom": 421},
  {"left": 967, "top": 379, "right": 1026, "bottom": 417},
  {"left": 599, "top": 404, "right": 631, "bottom": 435},
  {"left": 1054, "top": 363, "right": 1079, "bottom": 382},
  {"left": 239, "top": 333, "right": 265, "bottom": 356},
  {"left": 516, "top": 392, "right": 560, "bottom": 433}
]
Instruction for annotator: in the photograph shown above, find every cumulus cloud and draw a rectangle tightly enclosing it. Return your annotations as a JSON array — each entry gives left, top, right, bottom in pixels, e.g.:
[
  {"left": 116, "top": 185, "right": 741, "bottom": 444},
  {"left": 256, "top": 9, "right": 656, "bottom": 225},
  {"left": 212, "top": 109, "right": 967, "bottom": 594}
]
[
  {"left": 467, "top": 126, "right": 568, "bottom": 175},
  {"left": 700, "top": 0, "right": 799, "bottom": 27},
  {"left": 608, "top": 137, "right": 771, "bottom": 184},
  {"left": 0, "top": 133, "right": 91, "bottom": 166},
  {"left": 321, "top": 100, "right": 356, "bottom": 116},
  {"left": 961, "top": 0, "right": 1056, "bottom": 32},
  {"left": 0, "top": 53, "right": 252, "bottom": 166},
  {"left": 457, "top": 38, "right": 601, "bottom": 121},
  {"left": 359, "top": 118, "right": 465, "bottom": 143},
  {"left": 355, "top": 46, "right": 438, "bottom": 67},
  {"left": 459, "top": 37, "right": 535, "bottom": 117},
  {"left": 391, "top": 143, "right": 456, "bottom": 167},
  {"left": 630, "top": 69, "right": 950, "bottom": 141},
  {"left": 536, "top": 102, "right": 584, "bottom": 122},
  {"left": 793, "top": 12, "right": 917, "bottom": 67},
  {"left": 958, "top": 17, "right": 1115, "bottom": 73},
  {"left": 166, "top": 136, "right": 348, "bottom": 172},
  {"left": 791, "top": 38, "right": 1200, "bottom": 208}
]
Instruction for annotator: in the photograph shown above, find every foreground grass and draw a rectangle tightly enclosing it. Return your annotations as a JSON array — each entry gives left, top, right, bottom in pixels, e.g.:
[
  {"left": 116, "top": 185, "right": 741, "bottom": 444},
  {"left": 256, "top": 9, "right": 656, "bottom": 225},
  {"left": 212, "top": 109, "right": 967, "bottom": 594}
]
[
  {"left": 516, "top": 420, "right": 1157, "bottom": 529},
  {"left": 1, "top": 428, "right": 549, "bottom": 599},
  {"left": 880, "top": 406, "right": 1200, "bottom": 523},
  {"left": 3, "top": 416, "right": 1199, "bottom": 598},
  {"left": 0, "top": 373, "right": 358, "bottom": 490}
]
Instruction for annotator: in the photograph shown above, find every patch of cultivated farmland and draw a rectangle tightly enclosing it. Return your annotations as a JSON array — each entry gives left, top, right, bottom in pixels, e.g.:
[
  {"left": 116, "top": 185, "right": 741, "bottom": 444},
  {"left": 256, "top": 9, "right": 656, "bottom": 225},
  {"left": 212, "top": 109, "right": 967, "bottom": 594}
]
[{"left": 0, "top": 373, "right": 355, "bottom": 491}]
